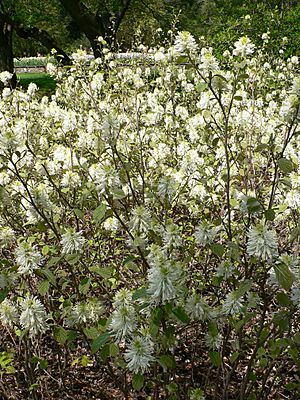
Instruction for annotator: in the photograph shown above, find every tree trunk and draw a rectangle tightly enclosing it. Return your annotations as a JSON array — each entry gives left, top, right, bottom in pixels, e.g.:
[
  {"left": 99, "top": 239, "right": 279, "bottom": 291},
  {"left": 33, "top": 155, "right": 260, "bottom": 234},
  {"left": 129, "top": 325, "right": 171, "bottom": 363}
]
[
  {"left": 0, "top": 14, "right": 17, "bottom": 88},
  {"left": 13, "top": 23, "right": 71, "bottom": 65},
  {"left": 59, "top": 0, "right": 132, "bottom": 58}
]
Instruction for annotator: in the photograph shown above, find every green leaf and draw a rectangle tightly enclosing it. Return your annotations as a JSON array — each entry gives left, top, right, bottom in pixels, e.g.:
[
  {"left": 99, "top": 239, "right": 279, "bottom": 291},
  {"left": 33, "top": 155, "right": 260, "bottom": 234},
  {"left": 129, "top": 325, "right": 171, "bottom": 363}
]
[
  {"left": 38, "top": 359, "right": 48, "bottom": 370},
  {"left": 264, "top": 209, "right": 275, "bottom": 221},
  {"left": 209, "top": 351, "right": 222, "bottom": 367},
  {"left": 100, "top": 344, "right": 110, "bottom": 362},
  {"left": 111, "top": 188, "right": 126, "bottom": 200},
  {"left": 79, "top": 277, "right": 91, "bottom": 294},
  {"left": 83, "top": 326, "right": 99, "bottom": 340},
  {"left": 246, "top": 197, "right": 262, "bottom": 213},
  {"left": 132, "top": 287, "right": 148, "bottom": 300},
  {"left": 47, "top": 256, "right": 61, "bottom": 267},
  {"left": 278, "top": 158, "right": 294, "bottom": 174},
  {"left": 93, "top": 204, "right": 107, "bottom": 223},
  {"left": 74, "top": 208, "right": 84, "bottom": 219},
  {"left": 276, "top": 292, "right": 291, "bottom": 307},
  {"left": 109, "top": 343, "right": 119, "bottom": 357},
  {"left": 42, "top": 245, "right": 50, "bottom": 256},
  {"left": 40, "top": 268, "right": 56, "bottom": 286},
  {"left": 38, "top": 280, "right": 50, "bottom": 296},
  {"left": 172, "top": 307, "right": 190, "bottom": 324},
  {"left": 234, "top": 279, "right": 252, "bottom": 298},
  {"left": 211, "top": 243, "right": 225, "bottom": 257},
  {"left": 89, "top": 266, "right": 112, "bottom": 279},
  {"left": 152, "top": 307, "right": 163, "bottom": 326},
  {"left": 132, "top": 373, "right": 144, "bottom": 391},
  {"left": 158, "top": 354, "right": 176, "bottom": 370},
  {"left": 274, "top": 263, "right": 295, "bottom": 291},
  {"left": 0, "top": 289, "right": 9, "bottom": 303},
  {"left": 91, "top": 332, "right": 111, "bottom": 354},
  {"left": 65, "top": 253, "right": 80, "bottom": 265},
  {"left": 208, "top": 321, "right": 218, "bottom": 336},
  {"left": 54, "top": 326, "right": 68, "bottom": 345}
]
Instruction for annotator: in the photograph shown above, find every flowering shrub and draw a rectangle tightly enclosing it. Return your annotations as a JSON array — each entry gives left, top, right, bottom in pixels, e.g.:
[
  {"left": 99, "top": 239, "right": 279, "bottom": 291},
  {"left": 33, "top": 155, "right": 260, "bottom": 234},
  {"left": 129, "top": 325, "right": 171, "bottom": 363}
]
[{"left": 0, "top": 33, "right": 299, "bottom": 399}]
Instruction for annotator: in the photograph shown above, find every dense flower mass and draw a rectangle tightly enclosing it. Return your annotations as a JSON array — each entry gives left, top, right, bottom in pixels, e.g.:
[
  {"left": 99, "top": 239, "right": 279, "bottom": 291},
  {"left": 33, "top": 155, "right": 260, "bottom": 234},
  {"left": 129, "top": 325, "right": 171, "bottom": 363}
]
[{"left": 0, "top": 32, "right": 299, "bottom": 398}]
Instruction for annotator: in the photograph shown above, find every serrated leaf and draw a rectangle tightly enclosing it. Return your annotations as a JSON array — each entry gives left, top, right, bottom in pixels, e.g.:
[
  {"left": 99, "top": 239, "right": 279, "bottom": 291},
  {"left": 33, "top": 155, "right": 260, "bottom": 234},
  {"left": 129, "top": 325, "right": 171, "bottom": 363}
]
[
  {"left": 208, "top": 321, "right": 218, "bottom": 336},
  {"left": 54, "top": 326, "right": 68, "bottom": 345},
  {"left": 74, "top": 208, "right": 84, "bottom": 219},
  {"left": 91, "top": 332, "right": 111, "bottom": 354},
  {"left": 278, "top": 158, "right": 294, "bottom": 174},
  {"left": 65, "top": 253, "right": 80, "bottom": 265},
  {"left": 38, "top": 280, "right": 50, "bottom": 296},
  {"left": 93, "top": 204, "right": 107, "bottom": 223},
  {"left": 109, "top": 343, "right": 119, "bottom": 357},
  {"left": 83, "top": 326, "right": 99, "bottom": 340},
  {"left": 79, "top": 277, "right": 91, "bottom": 294},
  {"left": 111, "top": 188, "right": 126, "bottom": 200},
  {"left": 39, "top": 359, "right": 48, "bottom": 370},
  {"left": 211, "top": 243, "right": 225, "bottom": 257},
  {"left": 40, "top": 268, "right": 56, "bottom": 286},
  {"left": 42, "top": 245, "right": 50, "bottom": 256},
  {"left": 100, "top": 344, "right": 110, "bottom": 362},
  {"left": 132, "top": 373, "right": 144, "bottom": 391},
  {"left": 209, "top": 351, "right": 222, "bottom": 367},
  {"left": 158, "top": 354, "right": 176, "bottom": 370},
  {"left": 89, "top": 266, "right": 112, "bottom": 279},
  {"left": 172, "top": 307, "right": 190, "bottom": 324},
  {"left": 274, "top": 263, "right": 295, "bottom": 290},
  {"left": 48, "top": 257, "right": 61, "bottom": 267},
  {"left": 0, "top": 289, "right": 9, "bottom": 303},
  {"left": 246, "top": 197, "right": 262, "bottom": 213},
  {"left": 276, "top": 292, "right": 291, "bottom": 307},
  {"left": 234, "top": 279, "right": 252, "bottom": 299},
  {"left": 265, "top": 209, "right": 275, "bottom": 221},
  {"left": 132, "top": 287, "right": 148, "bottom": 300}
]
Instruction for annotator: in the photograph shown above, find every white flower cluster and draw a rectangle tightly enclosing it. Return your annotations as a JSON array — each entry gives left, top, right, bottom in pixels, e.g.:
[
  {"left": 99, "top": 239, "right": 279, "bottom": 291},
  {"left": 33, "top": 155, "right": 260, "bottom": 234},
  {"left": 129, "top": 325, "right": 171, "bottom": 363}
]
[
  {"left": 60, "top": 229, "right": 86, "bottom": 254},
  {"left": 15, "top": 242, "right": 43, "bottom": 275},
  {"left": 247, "top": 225, "right": 278, "bottom": 261}
]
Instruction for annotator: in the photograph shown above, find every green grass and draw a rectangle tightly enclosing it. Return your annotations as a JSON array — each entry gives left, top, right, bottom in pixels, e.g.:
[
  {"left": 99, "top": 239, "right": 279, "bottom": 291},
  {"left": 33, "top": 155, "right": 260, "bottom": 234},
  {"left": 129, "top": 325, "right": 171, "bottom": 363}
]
[{"left": 17, "top": 72, "right": 56, "bottom": 96}]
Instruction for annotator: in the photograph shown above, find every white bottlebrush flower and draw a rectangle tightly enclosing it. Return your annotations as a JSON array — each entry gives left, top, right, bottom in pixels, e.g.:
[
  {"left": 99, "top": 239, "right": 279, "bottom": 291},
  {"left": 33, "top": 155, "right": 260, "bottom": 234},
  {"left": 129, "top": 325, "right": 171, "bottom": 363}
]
[
  {"left": 124, "top": 335, "right": 154, "bottom": 374},
  {"left": 19, "top": 296, "right": 48, "bottom": 337},
  {"left": 60, "top": 229, "right": 86, "bottom": 254},
  {"left": 147, "top": 259, "right": 184, "bottom": 304},
  {"left": 163, "top": 223, "right": 182, "bottom": 249},
  {"left": 15, "top": 242, "right": 42, "bottom": 275},
  {"left": 195, "top": 222, "right": 221, "bottom": 246},
  {"left": 129, "top": 206, "right": 151, "bottom": 234},
  {"left": 112, "top": 288, "right": 133, "bottom": 308},
  {"left": 233, "top": 36, "right": 255, "bottom": 57},
  {"left": 247, "top": 224, "right": 278, "bottom": 261},
  {"left": 109, "top": 304, "right": 136, "bottom": 340},
  {"left": 0, "top": 226, "right": 15, "bottom": 246},
  {"left": 185, "top": 294, "right": 209, "bottom": 321},
  {"left": 0, "top": 299, "right": 18, "bottom": 327},
  {"left": 174, "top": 31, "right": 198, "bottom": 54},
  {"left": 216, "top": 260, "right": 234, "bottom": 280},
  {"left": 222, "top": 292, "right": 244, "bottom": 315},
  {"left": 199, "top": 48, "right": 219, "bottom": 71},
  {"left": 157, "top": 175, "right": 177, "bottom": 201},
  {"left": 204, "top": 331, "right": 223, "bottom": 349},
  {"left": 61, "top": 171, "right": 81, "bottom": 188},
  {"left": 65, "top": 299, "right": 103, "bottom": 326}
]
